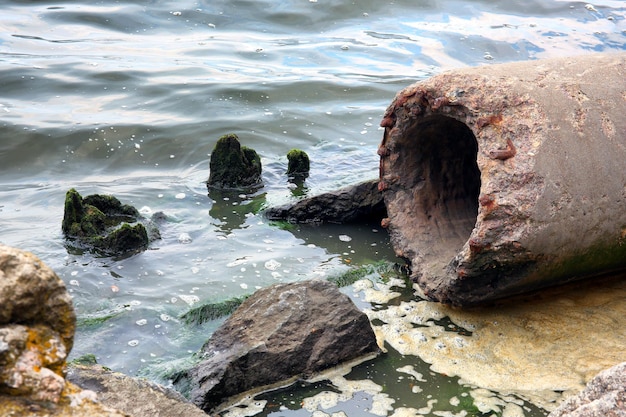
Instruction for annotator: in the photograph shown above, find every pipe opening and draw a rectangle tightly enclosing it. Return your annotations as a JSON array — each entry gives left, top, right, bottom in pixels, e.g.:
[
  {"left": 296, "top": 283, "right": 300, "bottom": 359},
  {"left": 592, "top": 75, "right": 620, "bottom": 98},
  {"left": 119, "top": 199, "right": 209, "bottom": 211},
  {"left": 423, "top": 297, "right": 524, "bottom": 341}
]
[{"left": 389, "top": 115, "right": 480, "bottom": 272}]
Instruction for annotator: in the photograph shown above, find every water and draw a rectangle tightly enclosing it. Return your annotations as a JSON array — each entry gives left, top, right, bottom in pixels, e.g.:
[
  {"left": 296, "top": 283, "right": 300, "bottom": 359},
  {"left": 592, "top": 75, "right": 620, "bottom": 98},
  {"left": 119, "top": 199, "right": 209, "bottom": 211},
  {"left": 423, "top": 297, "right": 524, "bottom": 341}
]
[{"left": 1, "top": 1, "right": 625, "bottom": 416}]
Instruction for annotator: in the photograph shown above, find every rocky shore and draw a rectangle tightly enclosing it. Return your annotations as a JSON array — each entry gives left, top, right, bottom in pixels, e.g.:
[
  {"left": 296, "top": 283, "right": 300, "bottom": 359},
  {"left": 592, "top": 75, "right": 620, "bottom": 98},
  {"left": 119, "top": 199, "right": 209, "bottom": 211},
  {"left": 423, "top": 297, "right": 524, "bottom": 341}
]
[{"left": 2, "top": 243, "right": 624, "bottom": 416}]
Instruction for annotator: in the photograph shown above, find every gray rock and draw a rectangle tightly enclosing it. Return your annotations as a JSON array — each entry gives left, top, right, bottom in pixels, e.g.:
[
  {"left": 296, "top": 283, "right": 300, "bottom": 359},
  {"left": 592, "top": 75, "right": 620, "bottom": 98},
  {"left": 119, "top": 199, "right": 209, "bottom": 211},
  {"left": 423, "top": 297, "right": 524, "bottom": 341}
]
[
  {"left": 174, "top": 279, "right": 380, "bottom": 413},
  {"left": 548, "top": 362, "right": 626, "bottom": 417},
  {"left": 265, "top": 179, "right": 386, "bottom": 224},
  {"left": 67, "top": 364, "right": 207, "bottom": 417}
]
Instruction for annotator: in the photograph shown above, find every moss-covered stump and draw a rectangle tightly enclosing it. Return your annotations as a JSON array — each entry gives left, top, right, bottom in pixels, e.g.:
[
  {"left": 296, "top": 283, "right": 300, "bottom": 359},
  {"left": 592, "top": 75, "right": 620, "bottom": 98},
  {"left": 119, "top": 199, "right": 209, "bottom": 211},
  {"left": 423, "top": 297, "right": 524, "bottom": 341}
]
[
  {"left": 207, "top": 133, "right": 262, "bottom": 190},
  {"left": 62, "top": 188, "right": 155, "bottom": 257},
  {"left": 286, "top": 149, "right": 310, "bottom": 179}
]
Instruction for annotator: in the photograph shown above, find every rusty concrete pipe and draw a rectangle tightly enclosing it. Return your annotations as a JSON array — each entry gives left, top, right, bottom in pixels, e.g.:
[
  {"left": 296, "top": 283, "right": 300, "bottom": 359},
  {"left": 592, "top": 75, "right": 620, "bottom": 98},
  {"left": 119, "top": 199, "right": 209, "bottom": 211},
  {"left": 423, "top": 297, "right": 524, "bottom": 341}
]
[{"left": 378, "top": 53, "right": 626, "bottom": 306}]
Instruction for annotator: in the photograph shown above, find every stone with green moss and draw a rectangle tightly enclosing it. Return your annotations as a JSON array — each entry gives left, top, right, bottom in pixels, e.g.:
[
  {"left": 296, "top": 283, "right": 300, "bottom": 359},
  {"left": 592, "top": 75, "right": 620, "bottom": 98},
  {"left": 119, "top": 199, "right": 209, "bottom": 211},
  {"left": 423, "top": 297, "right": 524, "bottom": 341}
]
[
  {"left": 62, "top": 188, "right": 155, "bottom": 257},
  {"left": 286, "top": 149, "right": 310, "bottom": 178},
  {"left": 207, "top": 134, "right": 262, "bottom": 190}
]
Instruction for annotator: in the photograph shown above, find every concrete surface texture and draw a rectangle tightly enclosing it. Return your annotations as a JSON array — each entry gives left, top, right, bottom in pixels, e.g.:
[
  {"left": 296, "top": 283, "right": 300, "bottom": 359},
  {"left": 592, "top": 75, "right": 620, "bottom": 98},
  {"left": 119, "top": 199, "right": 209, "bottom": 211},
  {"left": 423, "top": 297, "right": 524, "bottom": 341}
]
[{"left": 378, "top": 52, "right": 626, "bottom": 306}]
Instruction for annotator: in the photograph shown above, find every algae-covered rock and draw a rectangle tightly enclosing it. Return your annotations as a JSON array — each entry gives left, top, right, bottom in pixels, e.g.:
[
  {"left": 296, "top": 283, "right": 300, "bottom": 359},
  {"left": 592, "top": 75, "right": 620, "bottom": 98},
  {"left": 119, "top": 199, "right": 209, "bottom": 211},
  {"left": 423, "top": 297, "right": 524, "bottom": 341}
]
[
  {"left": 62, "top": 189, "right": 155, "bottom": 257},
  {"left": 207, "top": 133, "right": 262, "bottom": 190},
  {"left": 286, "top": 149, "right": 310, "bottom": 179}
]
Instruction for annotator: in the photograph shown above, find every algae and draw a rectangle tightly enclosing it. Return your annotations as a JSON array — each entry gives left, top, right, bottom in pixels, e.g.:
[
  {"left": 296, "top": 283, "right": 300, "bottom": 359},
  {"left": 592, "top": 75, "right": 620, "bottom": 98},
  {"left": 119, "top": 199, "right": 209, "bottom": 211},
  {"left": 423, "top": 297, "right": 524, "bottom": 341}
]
[
  {"left": 181, "top": 295, "right": 250, "bottom": 326},
  {"left": 327, "top": 261, "right": 400, "bottom": 288},
  {"left": 76, "top": 308, "right": 126, "bottom": 328},
  {"left": 70, "top": 353, "right": 98, "bottom": 366}
]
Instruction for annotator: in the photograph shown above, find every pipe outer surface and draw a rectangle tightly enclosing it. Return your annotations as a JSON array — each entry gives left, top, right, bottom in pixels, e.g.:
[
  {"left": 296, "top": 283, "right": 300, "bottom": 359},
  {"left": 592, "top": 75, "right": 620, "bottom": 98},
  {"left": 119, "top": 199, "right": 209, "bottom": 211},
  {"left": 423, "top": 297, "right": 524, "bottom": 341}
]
[{"left": 378, "top": 53, "right": 626, "bottom": 306}]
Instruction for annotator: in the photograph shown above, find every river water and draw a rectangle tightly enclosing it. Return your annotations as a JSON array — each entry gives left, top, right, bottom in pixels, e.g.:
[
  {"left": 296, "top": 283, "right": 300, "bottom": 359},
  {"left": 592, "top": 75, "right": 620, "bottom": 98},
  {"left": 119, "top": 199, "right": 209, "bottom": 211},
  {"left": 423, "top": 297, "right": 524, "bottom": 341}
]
[{"left": 1, "top": 1, "right": 625, "bottom": 416}]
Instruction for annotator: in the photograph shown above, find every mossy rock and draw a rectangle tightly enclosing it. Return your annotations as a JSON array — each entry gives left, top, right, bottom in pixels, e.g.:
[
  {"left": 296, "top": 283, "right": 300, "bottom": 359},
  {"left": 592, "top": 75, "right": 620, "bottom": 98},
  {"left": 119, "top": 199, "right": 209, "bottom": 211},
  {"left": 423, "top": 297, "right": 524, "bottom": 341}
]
[
  {"left": 62, "top": 188, "right": 155, "bottom": 257},
  {"left": 207, "top": 134, "right": 262, "bottom": 190},
  {"left": 286, "top": 149, "right": 310, "bottom": 178}
]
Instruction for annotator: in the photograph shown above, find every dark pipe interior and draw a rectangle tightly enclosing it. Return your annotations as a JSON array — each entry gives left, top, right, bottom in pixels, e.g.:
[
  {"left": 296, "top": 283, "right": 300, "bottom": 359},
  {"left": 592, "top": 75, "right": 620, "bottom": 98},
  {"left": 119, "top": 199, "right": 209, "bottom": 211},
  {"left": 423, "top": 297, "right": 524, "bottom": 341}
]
[{"left": 391, "top": 115, "right": 480, "bottom": 270}]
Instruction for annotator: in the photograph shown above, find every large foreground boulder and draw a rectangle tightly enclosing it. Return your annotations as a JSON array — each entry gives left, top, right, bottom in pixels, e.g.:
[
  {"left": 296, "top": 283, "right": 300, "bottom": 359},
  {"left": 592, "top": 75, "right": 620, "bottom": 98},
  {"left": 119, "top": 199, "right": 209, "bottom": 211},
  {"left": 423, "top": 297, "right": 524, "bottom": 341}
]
[
  {"left": 378, "top": 52, "right": 626, "bottom": 306},
  {"left": 174, "top": 279, "right": 380, "bottom": 413},
  {"left": 265, "top": 179, "right": 386, "bottom": 224},
  {"left": 0, "top": 244, "right": 76, "bottom": 401},
  {"left": 548, "top": 362, "right": 626, "bottom": 417},
  {"left": 0, "top": 244, "right": 129, "bottom": 416}
]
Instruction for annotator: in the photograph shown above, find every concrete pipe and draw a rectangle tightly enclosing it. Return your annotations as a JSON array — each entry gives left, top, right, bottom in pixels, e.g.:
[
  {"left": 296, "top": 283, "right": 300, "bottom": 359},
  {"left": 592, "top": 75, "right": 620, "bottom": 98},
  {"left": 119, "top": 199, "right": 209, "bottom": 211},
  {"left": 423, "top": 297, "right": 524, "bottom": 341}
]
[{"left": 378, "top": 53, "right": 626, "bottom": 306}]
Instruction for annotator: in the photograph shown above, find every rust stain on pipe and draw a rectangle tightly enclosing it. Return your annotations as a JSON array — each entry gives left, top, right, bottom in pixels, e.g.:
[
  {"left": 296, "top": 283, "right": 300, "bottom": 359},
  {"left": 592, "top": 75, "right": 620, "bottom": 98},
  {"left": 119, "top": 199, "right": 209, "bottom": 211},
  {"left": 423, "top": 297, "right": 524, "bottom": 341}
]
[{"left": 378, "top": 53, "right": 626, "bottom": 306}]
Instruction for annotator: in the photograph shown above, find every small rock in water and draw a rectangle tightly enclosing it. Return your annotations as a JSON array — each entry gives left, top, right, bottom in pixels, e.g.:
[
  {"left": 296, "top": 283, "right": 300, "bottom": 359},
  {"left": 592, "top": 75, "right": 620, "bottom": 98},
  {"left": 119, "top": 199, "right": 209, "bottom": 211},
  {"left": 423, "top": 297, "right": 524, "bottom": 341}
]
[{"left": 339, "top": 234, "right": 352, "bottom": 242}]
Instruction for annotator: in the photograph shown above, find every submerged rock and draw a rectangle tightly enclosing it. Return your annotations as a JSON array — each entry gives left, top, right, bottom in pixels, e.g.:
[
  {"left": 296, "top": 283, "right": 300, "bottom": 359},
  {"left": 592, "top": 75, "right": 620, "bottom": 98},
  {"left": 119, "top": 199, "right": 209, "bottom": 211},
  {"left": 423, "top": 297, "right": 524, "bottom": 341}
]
[
  {"left": 207, "top": 133, "right": 262, "bottom": 190},
  {"left": 174, "top": 279, "right": 380, "bottom": 413},
  {"left": 62, "top": 188, "right": 157, "bottom": 257},
  {"left": 548, "top": 362, "right": 626, "bottom": 417},
  {"left": 265, "top": 179, "right": 386, "bottom": 224}
]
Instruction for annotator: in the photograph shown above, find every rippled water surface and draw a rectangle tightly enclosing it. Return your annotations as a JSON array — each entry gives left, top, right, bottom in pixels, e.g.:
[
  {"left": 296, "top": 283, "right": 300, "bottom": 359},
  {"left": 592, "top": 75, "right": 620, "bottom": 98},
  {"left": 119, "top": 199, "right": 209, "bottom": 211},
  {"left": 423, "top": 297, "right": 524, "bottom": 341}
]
[{"left": 2, "top": 1, "right": 625, "bottom": 416}]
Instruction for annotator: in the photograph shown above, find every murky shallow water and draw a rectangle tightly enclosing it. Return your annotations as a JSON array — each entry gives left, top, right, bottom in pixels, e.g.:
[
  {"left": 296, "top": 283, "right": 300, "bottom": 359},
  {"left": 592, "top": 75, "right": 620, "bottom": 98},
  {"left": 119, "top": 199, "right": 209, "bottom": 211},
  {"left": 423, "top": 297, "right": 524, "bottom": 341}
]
[{"left": 1, "top": 1, "right": 625, "bottom": 416}]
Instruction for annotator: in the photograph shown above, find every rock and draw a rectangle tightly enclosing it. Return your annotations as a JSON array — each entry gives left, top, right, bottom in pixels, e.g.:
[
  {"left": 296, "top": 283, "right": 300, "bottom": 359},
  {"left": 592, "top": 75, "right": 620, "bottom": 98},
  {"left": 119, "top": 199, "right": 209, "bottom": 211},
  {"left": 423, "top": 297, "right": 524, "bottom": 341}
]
[
  {"left": 174, "top": 279, "right": 380, "bottom": 413},
  {"left": 548, "top": 362, "right": 626, "bottom": 417},
  {"left": 0, "top": 244, "right": 202, "bottom": 416},
  {"left": 207, "top": 133, "right": 262, "bottom": 190},
  {"left": 62, "top": 188, "right": 156, "bottom": 257},
  {"left": 66, "top": 364, "right": 208, "bottom": 417},
  {"left": 0, "top": 383, "right": 130, "bottom": 417},
  {"left": 378, "top": 53, "right": 626, "bottom": 306},
  {"left": 0, "top": 243, "right": 76, "bottom": 360},
  {"left": 0, "top": 324, "right": 68, "bottom": 402},
  {"left": 0, "top": 244, "right": 121, "bottom": 414},
  {"left": 286, "top": 148, "right": 310, "bottom": 179},
  {"left": 265, "top": 179, "right": 386, "bottom": 224}
]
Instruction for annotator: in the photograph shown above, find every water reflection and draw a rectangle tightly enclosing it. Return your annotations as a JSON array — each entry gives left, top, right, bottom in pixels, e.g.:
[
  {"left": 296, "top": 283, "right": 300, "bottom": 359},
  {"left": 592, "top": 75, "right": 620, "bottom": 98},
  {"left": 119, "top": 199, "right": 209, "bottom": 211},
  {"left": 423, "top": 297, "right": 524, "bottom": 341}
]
[{"left": 208, "top": 188, "right": 268, "bottom": 234}]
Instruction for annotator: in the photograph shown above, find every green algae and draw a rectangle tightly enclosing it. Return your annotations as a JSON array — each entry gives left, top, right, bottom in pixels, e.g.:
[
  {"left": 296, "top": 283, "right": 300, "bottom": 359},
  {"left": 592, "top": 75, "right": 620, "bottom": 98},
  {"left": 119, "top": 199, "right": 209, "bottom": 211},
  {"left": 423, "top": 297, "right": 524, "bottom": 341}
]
[
  {"left": 181, "top": 262, "right": 402, "bottom": 327},
  {"left": 76, "top": 310, "right": 125, "bottom": 328},
  {"left": 70, "top": 353, "right": 99, "bottom": 366},
  {"left": 181, "top": 295, "right": 250, "bottom": 326},
  {"left": 327, "top": 260, "right": 399, "bottom": 288}
]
